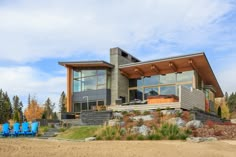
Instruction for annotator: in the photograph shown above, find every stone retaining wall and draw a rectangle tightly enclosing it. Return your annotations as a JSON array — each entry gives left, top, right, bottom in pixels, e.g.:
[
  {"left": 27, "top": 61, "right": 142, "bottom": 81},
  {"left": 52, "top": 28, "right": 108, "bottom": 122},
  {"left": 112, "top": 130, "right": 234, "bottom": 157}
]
[{"left": 190, "top": 109, "right": 229, "bottom": 123}]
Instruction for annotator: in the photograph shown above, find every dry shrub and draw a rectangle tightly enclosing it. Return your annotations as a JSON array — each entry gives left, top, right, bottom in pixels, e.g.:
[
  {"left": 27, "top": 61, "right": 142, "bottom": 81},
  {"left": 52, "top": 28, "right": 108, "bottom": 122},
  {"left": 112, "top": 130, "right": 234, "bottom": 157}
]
[
  {"left": 205, "top": 120, "right": 216, "bottom": 128},
  {"left": 181, "top": 111, "right": 191, "bottom": 121}
]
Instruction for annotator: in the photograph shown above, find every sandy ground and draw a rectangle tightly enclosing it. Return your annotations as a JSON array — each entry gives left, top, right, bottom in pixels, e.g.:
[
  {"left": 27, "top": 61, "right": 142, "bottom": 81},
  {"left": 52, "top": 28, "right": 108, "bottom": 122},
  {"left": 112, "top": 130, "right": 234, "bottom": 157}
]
[{"left": 0, "top": 138, "right": 236, "bottom": 157}]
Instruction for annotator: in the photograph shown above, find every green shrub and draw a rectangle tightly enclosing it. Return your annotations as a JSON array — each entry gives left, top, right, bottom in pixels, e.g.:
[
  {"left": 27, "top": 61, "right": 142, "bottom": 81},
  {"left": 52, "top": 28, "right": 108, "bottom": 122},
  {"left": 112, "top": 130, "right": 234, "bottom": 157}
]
[
  {"left": 133, "top": 110, "right": 141, "bottom": 116},
  {"left": 143, "top": 111, "right": 151, "bottom": 115},
  {"left": 136, "top": 118, "right": 144, "bottom": 127},
  {"left": 59, "top": 128, "right": 66, "bottom": 132},
  {"left": 126, "top": 135, "right": 134, "bottom": 140},
  {"left": 160, "top": 123, "right": 179, "bottom": 139},
  {"left": 96, "top": 136, "right": 102, "bottom": 140},
  {"left": 115, "top": 136, "right": 121, "bottom": 140},
  {"left": 184, "top": 129, "right": 192, "bottom": 135},
  {"left": 175, "top": 111, "right": 182, "bottom": 117},
  {"left": 178, "top": 133, "right": 188, "bottom": 140},
  {"left": 120, "top": 128, "right": 126, "bottom": 136},
  {"left": 137, "top": 135, "right": 145, "bottom": 140},
  {"left": 43, "top": 127, "right": 49, "bottom": 132},
  {"left": 147, "top": 134, "right": 161, "bottom": 140},
  {"left": 168, "top": 135, "right": 178, "bottom": 140},
  {"left": 153, "top": 134, "right": 161, "bottom": 140},
  {"left": 105, "top": 136, "right": 113, "bottom": 140},
  {"left": 121, "top": 111, "right": 128, "bottom": 115},
  {"left": 147, "top": 134, "right": 155, "bottom": 140}
]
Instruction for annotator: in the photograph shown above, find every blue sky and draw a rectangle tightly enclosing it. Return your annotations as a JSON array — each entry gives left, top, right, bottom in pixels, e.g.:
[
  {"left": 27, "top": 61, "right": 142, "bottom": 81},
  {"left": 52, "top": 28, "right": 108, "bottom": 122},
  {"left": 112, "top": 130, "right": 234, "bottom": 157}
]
[{"left": 0, "top": 0, "right": 236, "bottom": 110}]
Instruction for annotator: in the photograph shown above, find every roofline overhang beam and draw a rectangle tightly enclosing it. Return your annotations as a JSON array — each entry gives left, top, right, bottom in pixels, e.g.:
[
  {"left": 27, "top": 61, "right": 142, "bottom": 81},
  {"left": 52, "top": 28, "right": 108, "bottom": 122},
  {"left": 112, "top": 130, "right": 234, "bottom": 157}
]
[
  {"left": 120, "top": 71, "right": 129, "bottom": 78},
  {"left": 169, "top": 62, "right": 177, "bottom": 72},
  {"left": 150, "top": 64, "right": 160, "bottom": 73},
  {"left": 134, "top": 67, "right": 144, "bottom": 76}
]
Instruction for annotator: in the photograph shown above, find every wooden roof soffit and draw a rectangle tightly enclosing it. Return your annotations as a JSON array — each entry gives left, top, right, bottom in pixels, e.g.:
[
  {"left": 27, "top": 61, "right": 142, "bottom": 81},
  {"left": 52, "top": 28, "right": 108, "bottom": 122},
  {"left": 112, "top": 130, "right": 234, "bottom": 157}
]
[
  {"left": 120, "top": 71, "right": 129, "bottom": 78},
  {"left": 169, "top": 62, "right": 177, "bottom": 72},
  {"left": 134, "top": 67, "right": 144, "bottom": 76},
  {"left": 188, "top": 59, "right": 198, "bottom": 73},
  {"left": 150, "top": 65, "right": 160, "bottom": 74}
]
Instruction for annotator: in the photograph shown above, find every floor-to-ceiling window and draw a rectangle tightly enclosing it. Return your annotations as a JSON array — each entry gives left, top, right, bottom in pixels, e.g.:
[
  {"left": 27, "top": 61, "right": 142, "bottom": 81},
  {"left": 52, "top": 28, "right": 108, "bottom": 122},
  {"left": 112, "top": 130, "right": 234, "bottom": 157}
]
[
  {"left": 73, "top": 69, "right": 111, "bottom": 92},
  {"left": 128, "top": 71, "right": 194, "bottom": 101}
]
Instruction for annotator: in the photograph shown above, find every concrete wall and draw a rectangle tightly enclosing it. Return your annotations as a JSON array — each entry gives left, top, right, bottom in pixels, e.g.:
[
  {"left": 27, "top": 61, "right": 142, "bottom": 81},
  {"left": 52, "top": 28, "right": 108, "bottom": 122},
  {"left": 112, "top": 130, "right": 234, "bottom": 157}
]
[
  {"left": 180, "top": 86, "right": 205, "bottom": 111},
  {"left": 110, "top": 47, "right": 139, "bottom": 105}
]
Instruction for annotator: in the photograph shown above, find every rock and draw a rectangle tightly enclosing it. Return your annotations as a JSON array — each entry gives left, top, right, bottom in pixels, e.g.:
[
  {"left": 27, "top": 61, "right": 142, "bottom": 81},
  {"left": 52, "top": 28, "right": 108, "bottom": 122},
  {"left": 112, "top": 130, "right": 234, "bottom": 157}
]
[
  {"left": 108, "top": 119, "right": 121, "bottom": 126},
  {"left": 186, "top": 137, "right": 217, "bottom": 143},
  {"left": 85, "top": 137, "right": 96, "bottom": 142},
  {"left": 161, "top": 110, "right": 176, "bottom": 115},
  {"left": 138, "top": 125, "right": 150, "bottom": 136},
  {"left": 132, "top": 115, "right": 153, "bottom": 121},
  {"left": 186, "top": 120, "right": 203, "bottom": 129},
  {"left": 131, "top": 125, "right": 150, "bottom": 136},
  {"left": 168, "top": 117, "right": 186, "bottom": 127},
  {"left": 113, "top": 112, "right": 123, "bottom": 119},
  {"left": 230, "top": 119, "right": 236, "bottom": 124},
  {"left": 131, "top": 126, "right": 139, "bottom": 134}
]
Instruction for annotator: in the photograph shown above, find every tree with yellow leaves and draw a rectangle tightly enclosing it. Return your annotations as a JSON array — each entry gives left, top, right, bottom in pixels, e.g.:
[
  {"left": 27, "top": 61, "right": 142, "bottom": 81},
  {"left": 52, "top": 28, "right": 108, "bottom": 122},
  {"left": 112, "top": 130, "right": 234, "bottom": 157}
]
[{"left": 24, "top": 98, "right": 43, "bottom": 122}]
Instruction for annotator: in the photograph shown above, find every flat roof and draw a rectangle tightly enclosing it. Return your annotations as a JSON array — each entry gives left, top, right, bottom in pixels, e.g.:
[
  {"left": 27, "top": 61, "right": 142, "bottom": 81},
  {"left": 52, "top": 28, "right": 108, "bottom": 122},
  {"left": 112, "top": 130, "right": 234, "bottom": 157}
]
[
  {"left": 58, "top": 60, "right": 114, "bottom": 68},
  {"left": 119, "top": 52, "right": 223, "bottom": 97}
]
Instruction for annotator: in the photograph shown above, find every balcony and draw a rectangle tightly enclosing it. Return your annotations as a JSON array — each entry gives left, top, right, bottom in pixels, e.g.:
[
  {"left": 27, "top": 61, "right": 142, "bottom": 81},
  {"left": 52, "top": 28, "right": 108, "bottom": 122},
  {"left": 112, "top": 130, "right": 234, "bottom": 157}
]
[{"left": 108, "top": 86, "right": 205, "bottom": 111}]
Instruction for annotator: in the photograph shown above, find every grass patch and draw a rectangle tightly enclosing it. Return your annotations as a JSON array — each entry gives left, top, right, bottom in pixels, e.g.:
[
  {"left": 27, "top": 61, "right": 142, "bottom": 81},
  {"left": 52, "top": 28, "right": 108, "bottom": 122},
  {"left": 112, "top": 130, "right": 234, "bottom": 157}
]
[{"left": 57, "top": 126, "right": 101, "bottom": 140}]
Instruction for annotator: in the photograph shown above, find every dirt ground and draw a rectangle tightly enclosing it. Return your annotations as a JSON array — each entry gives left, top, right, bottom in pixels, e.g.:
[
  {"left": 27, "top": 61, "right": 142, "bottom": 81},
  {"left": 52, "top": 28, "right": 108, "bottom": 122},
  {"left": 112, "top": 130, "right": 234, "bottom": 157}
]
[{"left": 0, "top": 138, "right": 236, "bottom": 157}]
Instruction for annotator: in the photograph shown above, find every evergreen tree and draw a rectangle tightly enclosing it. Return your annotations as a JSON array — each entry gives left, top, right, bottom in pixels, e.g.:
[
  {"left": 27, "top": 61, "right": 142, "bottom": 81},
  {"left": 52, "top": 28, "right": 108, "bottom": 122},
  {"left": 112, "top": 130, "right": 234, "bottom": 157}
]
[
  {"left": 59, "top": 91, "right": 66, "bottom": 112},
  {"left": 227, "top": 92, "right": 236, "bottom": 112},
  {"left": 12, "top": 95, "right": 24, "bottom": 122},
  {"left": 0, "top": 89, "right": 12, "bottom": 123},
  {"left": 225, "top": 92, "right": 228, "bottom": 102},
  {"left": 43, "top": 98, "right": 55, "bottom": 119}
]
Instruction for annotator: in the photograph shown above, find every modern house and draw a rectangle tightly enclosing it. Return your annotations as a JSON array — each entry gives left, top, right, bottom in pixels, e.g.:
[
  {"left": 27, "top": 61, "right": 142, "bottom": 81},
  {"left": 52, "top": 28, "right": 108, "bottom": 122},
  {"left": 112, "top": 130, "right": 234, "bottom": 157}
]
[{"left": 59, "top": 47, "right": 223, "bottom": 114}]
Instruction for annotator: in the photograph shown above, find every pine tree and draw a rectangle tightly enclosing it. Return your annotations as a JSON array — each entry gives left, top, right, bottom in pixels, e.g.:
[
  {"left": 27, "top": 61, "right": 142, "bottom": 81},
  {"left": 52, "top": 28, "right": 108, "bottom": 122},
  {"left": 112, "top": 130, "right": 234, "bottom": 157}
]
[
  {"left": 0, "top": 89, "right": 12, "bottom": 123},
  {"left": 12, "top": 95, "right": 24, "bottom": 123},
  {"left": 59, "top": 91, "right": 67, "bottom": 112},
  {"left": 43, "top": 98, "right": 55, "bottom": 119}
]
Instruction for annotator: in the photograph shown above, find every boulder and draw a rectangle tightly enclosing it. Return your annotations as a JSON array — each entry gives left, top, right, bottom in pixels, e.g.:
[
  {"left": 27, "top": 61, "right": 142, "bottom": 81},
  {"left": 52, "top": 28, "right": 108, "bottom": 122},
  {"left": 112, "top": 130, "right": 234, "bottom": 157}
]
[
  {"left": 131, "top": 125, "right": 150, "bottom": 136},
  {"left": 85, "top": 137, "right": 96, "bottom": 142},
  {"left": 132, "top": 115, "right": 153, "bottom": 121},
  {"left": 113, "top": 112, "right": 123, "bottom": 119},
  {"left": 186, "top": 120, "right": 203, "bottom": 129},
  {"left": 108, "top": 119, "right": 121, "bottom": 126},
  {"left": 186, "top": 137, "right": 217, "bottom": 143},
  {"left": 138, "top": 125, "right": 150, "bottom": 136},
  {"left": 168, "top": 117, "right": 186, "bottom": 127}
]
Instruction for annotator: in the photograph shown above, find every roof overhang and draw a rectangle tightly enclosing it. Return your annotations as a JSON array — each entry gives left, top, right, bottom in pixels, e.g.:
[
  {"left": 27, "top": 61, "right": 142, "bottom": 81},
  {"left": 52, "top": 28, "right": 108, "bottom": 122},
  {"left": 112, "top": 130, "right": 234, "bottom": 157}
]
[
  {"left": 119, "top": 52, "right": 223, "bottom": 97},
  {"left": 58, "top": 61, "right": 114, "bottom": 69}
]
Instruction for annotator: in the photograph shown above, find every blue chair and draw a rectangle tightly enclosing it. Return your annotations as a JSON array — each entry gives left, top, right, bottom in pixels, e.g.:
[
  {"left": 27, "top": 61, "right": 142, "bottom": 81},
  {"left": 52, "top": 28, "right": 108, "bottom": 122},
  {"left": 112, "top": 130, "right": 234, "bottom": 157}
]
[
  {"left": 1, "top": 123, "right": 10, "bottom": 137},
  {"left": 30, "top": 122, "right": 39, "bottom": 136},
  {"left": 11, "top": 122, "right": 20, "bottom": 137},
  {"left": 20, "top": 122, "right": 30, "bottom": 136}
]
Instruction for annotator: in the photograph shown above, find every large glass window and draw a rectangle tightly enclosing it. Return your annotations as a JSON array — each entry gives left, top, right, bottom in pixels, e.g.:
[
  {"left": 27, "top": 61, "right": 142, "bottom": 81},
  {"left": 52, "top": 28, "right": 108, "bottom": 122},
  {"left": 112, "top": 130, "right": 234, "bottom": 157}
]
[
  {"left": 128, "top": 70, "right": 194, "bottom": 102},
  {"left": 160, "top": 73, "right": 176, "bottom": 84},
  {"left": 177, "top": 71, "right": 193, "bottom": 82},
  {"left": 144, "top": 87, "right": 158, "bottom": 99},
  {"left": 129, "top": 78, "right": 143, "bottom": 87},
  {"left": 73, "top": 69, "right": 109, "bottom": 92},
  {"left": 143, "top": 75, "right": 159, "bottom": 86},
  {"left": 160, "top": 86, "right": 176, "bottom": 95},
  {"left": 129, "top": 88, "right": 143, "bottom": 101}
]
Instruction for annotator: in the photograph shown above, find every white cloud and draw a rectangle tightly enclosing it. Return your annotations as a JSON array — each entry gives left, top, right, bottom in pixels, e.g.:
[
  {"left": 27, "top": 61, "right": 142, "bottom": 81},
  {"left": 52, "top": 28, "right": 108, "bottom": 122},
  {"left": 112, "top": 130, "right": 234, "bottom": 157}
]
[
  {"left": 0, "top": 0, "right": 233, "bottom": 63},
  {"left": 0, "top": 66, "right": 66, "bottom": 110}
]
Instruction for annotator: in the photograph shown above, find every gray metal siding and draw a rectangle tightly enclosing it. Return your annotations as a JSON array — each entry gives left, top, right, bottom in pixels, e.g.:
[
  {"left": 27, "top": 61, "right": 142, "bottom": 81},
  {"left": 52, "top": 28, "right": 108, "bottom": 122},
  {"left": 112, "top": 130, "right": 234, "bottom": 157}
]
[{"left": 73, "top": 89, "right": 111, "bottom": 105}]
